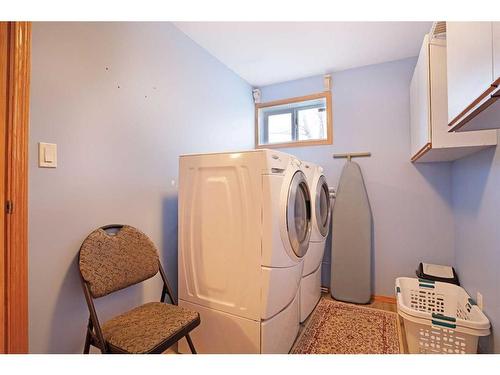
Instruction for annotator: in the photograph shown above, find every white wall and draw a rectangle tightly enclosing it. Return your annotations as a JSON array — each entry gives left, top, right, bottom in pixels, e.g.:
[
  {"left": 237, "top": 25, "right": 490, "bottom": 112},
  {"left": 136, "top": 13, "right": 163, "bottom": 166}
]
[
  {"left": 29, "top": 22, "right": 254, "bottom": 353},
  {"left": 259, "top": 58, "right": 456, "bottom": 296}
]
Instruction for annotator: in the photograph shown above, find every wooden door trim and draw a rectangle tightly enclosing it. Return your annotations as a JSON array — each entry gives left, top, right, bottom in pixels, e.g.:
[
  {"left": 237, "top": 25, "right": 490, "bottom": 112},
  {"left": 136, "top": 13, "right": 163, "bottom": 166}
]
[
  {"left": 0, "top": 22, "right": 7, "bottom": 355},
  {"left": 1, "top": 21, "right": 31, "bottom": 354}
]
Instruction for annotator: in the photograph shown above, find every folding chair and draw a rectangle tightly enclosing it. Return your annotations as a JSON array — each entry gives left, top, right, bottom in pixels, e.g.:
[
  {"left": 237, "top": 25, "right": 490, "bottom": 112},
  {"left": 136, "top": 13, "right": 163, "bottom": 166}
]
[{"left": 78, "top": 224, "right": 199, "bottom": 354}]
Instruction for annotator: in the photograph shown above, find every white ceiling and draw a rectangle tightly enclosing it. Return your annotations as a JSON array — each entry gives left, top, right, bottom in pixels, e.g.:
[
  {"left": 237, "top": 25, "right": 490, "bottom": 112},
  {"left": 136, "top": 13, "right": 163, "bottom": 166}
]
[{"left": 174, "top": 22, "right": 432, "bottom": 87}]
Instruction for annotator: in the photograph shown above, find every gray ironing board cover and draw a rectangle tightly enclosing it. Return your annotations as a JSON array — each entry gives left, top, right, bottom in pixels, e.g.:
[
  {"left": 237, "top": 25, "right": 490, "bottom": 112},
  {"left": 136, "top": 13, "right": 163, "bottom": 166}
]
[{"left": 330, "top": 160, "right": 372, "bottom": 303}]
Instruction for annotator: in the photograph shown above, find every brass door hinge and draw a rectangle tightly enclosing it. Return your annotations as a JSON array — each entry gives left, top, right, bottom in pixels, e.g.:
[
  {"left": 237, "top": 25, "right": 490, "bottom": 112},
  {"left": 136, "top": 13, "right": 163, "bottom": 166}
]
[{"left": 6, "top": 200, "right": 13, "bottom": 214}]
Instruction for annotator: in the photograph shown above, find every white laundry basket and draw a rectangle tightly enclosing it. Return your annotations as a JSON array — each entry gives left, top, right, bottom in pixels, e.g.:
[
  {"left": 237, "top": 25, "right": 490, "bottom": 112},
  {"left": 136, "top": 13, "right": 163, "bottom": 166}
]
[{"left": 396, "top": 277, "right": 490, "bottom": 354}]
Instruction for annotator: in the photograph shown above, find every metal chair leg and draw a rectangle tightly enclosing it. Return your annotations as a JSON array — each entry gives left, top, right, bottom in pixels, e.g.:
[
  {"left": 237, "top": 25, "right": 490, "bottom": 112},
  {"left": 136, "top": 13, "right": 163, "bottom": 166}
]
[
  {"left": 185, "top": 334, "right": 197, "bottom": 354},
  {"left": 83, "top": 329, "right": 91, "bottom": 354},
  {"left": 83, "top": 319, "right": 92, "bottom": 354}
]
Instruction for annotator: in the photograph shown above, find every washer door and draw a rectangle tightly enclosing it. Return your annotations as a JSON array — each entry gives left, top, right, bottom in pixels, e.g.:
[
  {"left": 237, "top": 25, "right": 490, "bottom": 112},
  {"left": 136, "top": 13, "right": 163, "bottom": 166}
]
[
  {"left": 286, "top": 171, "right": 312, "bottom": 258},
  {"left": 316, "top": 175, "right": 331, "bottom": 237}
]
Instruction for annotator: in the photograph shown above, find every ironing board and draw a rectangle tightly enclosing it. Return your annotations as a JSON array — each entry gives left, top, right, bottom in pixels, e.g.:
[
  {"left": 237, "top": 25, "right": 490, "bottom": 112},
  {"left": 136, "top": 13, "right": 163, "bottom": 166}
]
[{"left": 330, "top": 160, "right": 372, "bottom": 304}]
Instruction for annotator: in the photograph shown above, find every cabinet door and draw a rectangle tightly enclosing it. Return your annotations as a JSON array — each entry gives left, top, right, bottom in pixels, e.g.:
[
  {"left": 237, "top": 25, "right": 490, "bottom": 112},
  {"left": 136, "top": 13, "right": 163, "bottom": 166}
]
[
  {"left": 494, "top": 22, "right": 500, "bottom": 81},
  {"left": 428, "top": 39, "right": 448, "bottom": 148},
  {"left": 410, "top": 35, "right": 431, "bottom": 158},
  {"left": 447, "top": 22, "right": 493, "bottom": 123}
]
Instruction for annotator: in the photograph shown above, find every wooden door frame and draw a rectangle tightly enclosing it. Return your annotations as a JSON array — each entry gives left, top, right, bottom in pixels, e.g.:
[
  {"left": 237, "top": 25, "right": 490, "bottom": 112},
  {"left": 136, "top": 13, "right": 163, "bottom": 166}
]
[{"left": 1, "top": 21, "right": 31, "bottom": 354}]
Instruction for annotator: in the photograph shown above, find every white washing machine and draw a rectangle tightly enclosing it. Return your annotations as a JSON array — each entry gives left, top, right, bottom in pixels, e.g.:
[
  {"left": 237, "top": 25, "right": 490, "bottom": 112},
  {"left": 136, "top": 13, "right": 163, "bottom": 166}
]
[
  {"left": 177, "top": 149, "right": 312, "bottom": 353},
  {"left": 300, "top": 162, "right": 331, "bottom": 322}
]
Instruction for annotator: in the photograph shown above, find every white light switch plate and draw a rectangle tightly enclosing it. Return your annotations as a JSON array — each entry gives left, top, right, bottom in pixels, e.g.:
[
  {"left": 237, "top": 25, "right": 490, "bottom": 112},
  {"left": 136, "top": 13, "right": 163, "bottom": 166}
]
[{"left": 39, "top": 142, "right": 57, "bottom": 168}]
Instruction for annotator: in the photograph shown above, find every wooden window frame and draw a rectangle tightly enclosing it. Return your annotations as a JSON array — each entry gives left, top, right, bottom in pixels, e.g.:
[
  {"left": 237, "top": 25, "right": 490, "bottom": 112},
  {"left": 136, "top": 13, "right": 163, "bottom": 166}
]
[
  {"left": 255, "top": 91, "right": 333, "bottom": 149},
  {"left": 1, "top": 21, "right": 31, "bottom": 354}
]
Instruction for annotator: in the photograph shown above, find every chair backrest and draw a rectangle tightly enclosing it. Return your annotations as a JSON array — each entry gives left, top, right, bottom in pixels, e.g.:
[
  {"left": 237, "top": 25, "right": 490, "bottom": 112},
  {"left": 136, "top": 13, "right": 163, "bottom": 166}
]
[{"left": 79, "top": 225, "right": 159, "bottom": 298}]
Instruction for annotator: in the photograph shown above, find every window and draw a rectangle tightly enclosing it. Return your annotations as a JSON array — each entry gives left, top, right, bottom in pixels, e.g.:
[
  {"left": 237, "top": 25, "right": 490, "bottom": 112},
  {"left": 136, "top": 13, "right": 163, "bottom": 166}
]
[{"left": 255, "top": 92, "right": 332, "bottom": 148}]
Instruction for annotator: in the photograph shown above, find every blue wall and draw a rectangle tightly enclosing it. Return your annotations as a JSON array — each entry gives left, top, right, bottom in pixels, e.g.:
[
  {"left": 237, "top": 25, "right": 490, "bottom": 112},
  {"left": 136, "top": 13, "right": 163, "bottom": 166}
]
[
  {"left": 452, "top": 137, "right": 500, "bottom": 353},
  {"left": 29, "top": 22, "right": 254, "bottom": 353},
  {"left": 29, "top": 21, "right": 499, "bottom": 353},
  {"left": 259, "top": 58, "right": 456, "bottom": 297},
  {"left": 261, "top": 58, "right": 500, "bottom": 353}
]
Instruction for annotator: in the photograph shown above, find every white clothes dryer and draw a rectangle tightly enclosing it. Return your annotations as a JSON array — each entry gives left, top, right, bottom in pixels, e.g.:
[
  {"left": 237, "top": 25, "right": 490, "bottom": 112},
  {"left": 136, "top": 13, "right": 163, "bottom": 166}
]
[
  {"left": 177, "top": 149, "right": 312, "bottom": 353},
  {"left": 300, "top": 161, "right": 331, "bottom": 322}
]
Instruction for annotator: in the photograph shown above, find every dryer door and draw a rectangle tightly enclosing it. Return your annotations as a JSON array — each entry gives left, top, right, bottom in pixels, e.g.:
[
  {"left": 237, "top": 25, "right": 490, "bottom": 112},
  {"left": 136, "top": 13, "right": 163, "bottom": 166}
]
[
  {"left": 316, "top": 175, "right": 331, "bottom": 237},
  {"left": 286, "top": 171, "right": 312, "bottom": 257}
]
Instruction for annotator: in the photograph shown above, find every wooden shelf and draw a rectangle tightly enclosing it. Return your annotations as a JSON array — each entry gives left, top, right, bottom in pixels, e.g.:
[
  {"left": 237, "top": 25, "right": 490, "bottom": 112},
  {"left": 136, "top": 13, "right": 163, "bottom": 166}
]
[{"left": 448, "top": 81, "right": 500, "bottom": 132}]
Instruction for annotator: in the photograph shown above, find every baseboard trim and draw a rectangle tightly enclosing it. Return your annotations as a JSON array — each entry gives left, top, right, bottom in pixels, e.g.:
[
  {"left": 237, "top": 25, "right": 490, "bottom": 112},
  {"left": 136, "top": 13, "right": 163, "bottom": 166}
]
[{"left": 372, "top": 295, "right": 396, "bottom": 304}]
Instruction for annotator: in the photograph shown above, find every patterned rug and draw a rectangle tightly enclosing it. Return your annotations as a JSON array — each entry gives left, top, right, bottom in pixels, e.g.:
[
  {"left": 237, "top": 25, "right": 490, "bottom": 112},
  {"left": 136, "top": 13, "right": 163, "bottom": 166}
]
[{"left": 292, "top": 298, "right": 401, "bottom": 354}]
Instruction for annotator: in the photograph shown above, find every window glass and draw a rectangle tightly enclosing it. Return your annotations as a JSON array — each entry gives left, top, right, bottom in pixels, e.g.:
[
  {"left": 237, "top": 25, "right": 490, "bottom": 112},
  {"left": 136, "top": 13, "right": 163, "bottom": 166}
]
[
  {"left": 319, "top": 183, "right": 329, "bottom": 227},
  {"left": 267, "top": 113, "right": 292, "bottom": 144},
  {"left": 294, "top": 183, "right": 308, "bottom": 243},
  {"left": 257, "top": 94, "right": 331, "bottom": 147},
  {"left": 297, "top": 107, "right": 327, "bottom": 141}
]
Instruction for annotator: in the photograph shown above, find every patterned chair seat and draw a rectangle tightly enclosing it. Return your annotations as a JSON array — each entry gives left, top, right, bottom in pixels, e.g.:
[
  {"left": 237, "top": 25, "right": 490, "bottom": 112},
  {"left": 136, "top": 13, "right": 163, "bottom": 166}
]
[{"left": 101, "top": 302, "right": 200, "bottom": 354}]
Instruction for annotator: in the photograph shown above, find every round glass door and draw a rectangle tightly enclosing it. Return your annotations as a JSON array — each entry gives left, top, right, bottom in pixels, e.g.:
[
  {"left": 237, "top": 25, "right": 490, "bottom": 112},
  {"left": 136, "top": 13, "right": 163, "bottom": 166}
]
[
  {"left": 287, "top": 171, "right": 312, "bottom": 257},
  {"left": 316, "top": 176, "right": 330, "bottom": 237}
]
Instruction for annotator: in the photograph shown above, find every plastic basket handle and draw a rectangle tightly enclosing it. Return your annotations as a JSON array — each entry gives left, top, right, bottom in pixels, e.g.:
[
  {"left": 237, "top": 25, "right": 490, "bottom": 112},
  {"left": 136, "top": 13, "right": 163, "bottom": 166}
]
[
  {"left": 432, "top": 313, "right": 456, "bottom": 322},
  {"left": 418, "top": 278, "right": 435, "bottom": 289},
  {"left": 432, "top": 313, "right": 457, "bottom": 329},
  {"left": 418, "top": 278, "right": 435, "bottom": 284},
  {"left": 432, "top": 320, "right": 456, "bottom": 329},
  {"left": 419, "top": 283, "right": 435, "bottom": 289}
]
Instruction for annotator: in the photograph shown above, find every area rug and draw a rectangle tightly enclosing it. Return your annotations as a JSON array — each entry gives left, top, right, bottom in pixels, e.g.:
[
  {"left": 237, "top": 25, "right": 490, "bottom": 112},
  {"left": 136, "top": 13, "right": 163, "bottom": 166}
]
[{"left": 292, "top": 298, "right": 401, "bottom": 354}]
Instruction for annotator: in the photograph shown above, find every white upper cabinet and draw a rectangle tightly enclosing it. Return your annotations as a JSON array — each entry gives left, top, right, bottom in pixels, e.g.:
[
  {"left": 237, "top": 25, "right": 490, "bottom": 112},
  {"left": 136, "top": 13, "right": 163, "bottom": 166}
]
[
  {"left": 410, "top": 35, "right": 431, "bottom": 158},
  {"left": 410, "top": 31, "right": 497, "bottom": 162},
  {"left": 494, "top": 22, "right": 500, "bottom": 81},
  {"left": 447, "top": 22, "right": 500, "bottom": 132},
  {"left": 447, "top": 22, "right": 493, "bottom": 124}
]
